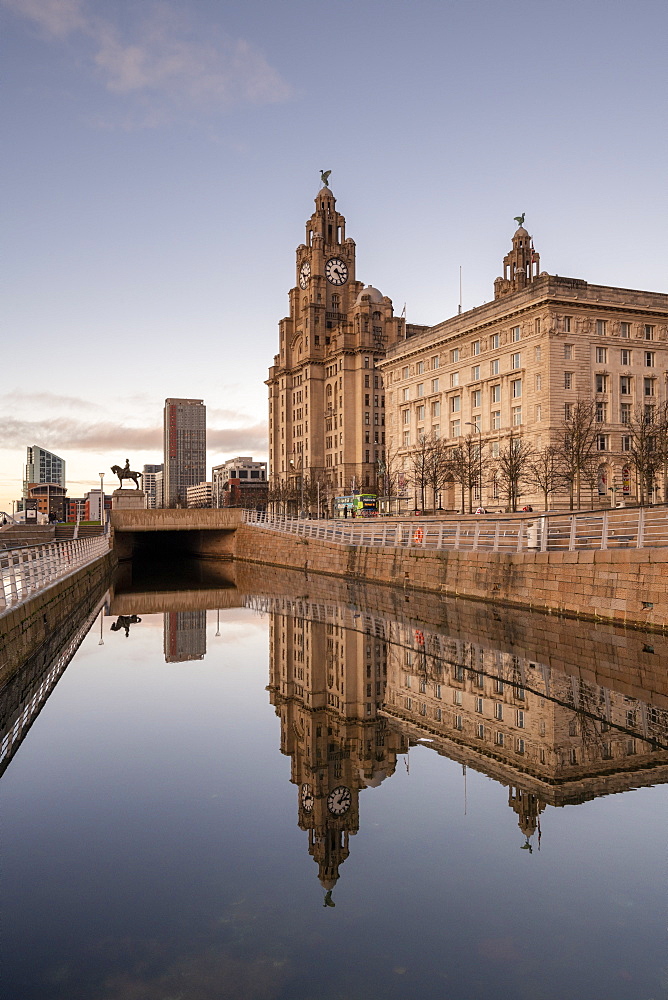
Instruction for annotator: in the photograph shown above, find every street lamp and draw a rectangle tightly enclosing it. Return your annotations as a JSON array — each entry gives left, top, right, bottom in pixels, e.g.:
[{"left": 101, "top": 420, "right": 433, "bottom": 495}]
[
  {"left": 99, "top": 472, "right": 105, "bottom": 529},
  {"left": 465, "top": 421, "right": 483, "bottom": 511}
]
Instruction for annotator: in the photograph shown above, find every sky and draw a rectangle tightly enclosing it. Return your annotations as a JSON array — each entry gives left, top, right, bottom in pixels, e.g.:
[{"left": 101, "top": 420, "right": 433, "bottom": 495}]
[{"left": 2, "top": 0, "right": 667, "bottom": 512}]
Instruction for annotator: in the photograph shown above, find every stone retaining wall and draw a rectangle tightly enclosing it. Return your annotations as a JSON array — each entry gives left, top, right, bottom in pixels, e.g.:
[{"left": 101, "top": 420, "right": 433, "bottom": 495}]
[
  {"left": 0, "top": 552, "right": 115, "bottom": 686},
  {"left": 233, "top": 524, "right": 668, "bottom": 630}
]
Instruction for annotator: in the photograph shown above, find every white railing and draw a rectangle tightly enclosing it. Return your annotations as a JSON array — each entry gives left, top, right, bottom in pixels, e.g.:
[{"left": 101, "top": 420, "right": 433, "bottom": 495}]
[
  {"left": 243, "top": 507, "right": 668, "bottom": 553},
  {"left": 0, "top": 533, "right": 111, "bottom": 611}
]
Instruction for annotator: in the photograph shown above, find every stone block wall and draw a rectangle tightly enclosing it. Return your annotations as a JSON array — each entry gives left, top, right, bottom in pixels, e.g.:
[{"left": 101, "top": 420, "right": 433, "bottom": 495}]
[{"left": 233, "top": 525, "right": 668, "bottom": 631}]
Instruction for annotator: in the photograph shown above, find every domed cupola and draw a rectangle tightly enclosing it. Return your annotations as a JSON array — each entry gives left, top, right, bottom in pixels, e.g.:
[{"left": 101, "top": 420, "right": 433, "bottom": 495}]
[{"left": 494, "top": 215, "right": 541, "bottom": 299}]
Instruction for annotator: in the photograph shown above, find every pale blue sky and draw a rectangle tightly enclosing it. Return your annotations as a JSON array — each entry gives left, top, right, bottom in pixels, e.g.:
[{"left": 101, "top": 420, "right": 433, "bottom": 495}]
[{"left": 2, "top": 0, "right": 667, "bottom": 510}]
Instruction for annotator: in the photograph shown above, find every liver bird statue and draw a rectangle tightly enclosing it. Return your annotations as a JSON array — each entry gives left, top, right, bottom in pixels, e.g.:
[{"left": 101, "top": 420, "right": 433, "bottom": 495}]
[
  {"left": 320, "top": 169, "right": 332, "bottom": 187},
  {"left": 514, "top": 213, "right": 525, "bottom": 227}
]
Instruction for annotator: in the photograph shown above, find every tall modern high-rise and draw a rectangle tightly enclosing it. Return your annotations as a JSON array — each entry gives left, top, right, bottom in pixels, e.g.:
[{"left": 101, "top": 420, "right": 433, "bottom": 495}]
[
  {"left": 23, "top": 445, "right": 66, "bottom": 497},
  {"left": 163, "top": 398, "right": 206, "bottom": 508},
  {"left": 142, "top": 463, "right": 163, "bottom": 508}
]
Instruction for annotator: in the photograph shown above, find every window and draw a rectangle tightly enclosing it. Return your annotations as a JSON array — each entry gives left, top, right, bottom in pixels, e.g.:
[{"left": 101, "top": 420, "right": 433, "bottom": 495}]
[
  {"left": 435, "top": 684, "right": 442, "bottom": 699},
  {"left": 452, "top": 689, "right": 462, "bottom": 705},
  {"left": 470, "top": 415, "right": 481, "bottom": 433},
  {"left": 432, "top": 424, "right": 440, "bottom": 438},
  {"left": 596, "top": 347, "right": 607, "bottom": 363},
  {"left": 454, "top": 715, "right": 463, "bottom": 731},
  {"left": 512, "top": 406, "right": 522, "bottom": 425},
  {"left": 511, "top": 326, "right": 520, "bottom": 342},
  {"left": 491, "top": 441, "right": 500, "bottom": 458},
  {"left": 402, "top": 387, "right": 410, "bottom": 402},
  {"left": 596, "top": 434, "right": 608, "bottom": 450},
  {"left": 494, "top": 703, "right": 503, "bottom": 720},
  {"left": 450, "top": 371, "right": 459, "bottom": 387},
  {"left": 535, "top": 374, "right": 542, "bottom": 391},
  {"left": 564, "top": 402, "right": 573, "bottom": 420},
  {"left": 416, "top": 361, "right": 425, "bottom": 374},
  {"left": 471, "top": 366, "right": 480, "bottom": 381},
  {"left": 535, "top": 403, "right": 542, "bottom": 421},
  {"left": 534, "top": 318, "right": 541, "bottom": 334},
  {"left": 492, "top": 410, "right": 501, "bottom": 430},
  {"left": 475, "top": 698, "right": 484, "bottom": 713},
  {"left": 403, "top": 430, "right": 410, "bottom": 447},
  {"left": 491, "top": 333, "right": 500, "bottom": 349},
  {"left": 511, "top": 379, "right": 522, "bottom": 398},
  {"left": 516, "top": 738, "right": 525, "bottom": 754},
  {"left": 595, "top": 374, "right": 607, "bottom": 393},
  {"left": 644, "top": 377, "right": 655, "bottom": 397},
  {"left": 564, "top": 344, "right": 573, "bottom": 359},
  {"left": 416, "top": 383, "right": 424, "bottom": 397},
  {"left": 491, "top": 384, "right": 501, "bottom": 403},
  {"left": 402, "top": 366, "right": 409, "bottom": 379},
  {"left": 451, "top": 419, "right": 461, "bottom": 437},
  {"left": 431, "top": 355, "right": 439, "bottom": 369},
  {"left": 621, "top": 349, "right": 631, "bottom": 365},
  {"left": 490, "top": 359, "right": 499, "bottom": 375},
  {"left": 645, "top": 351, "right": 655, "bottom": 367},
  {"left": 511, "top": 352, "right": 521, "bottom": 370},
  {"left": 620, "top": 403, "right": 631, "bottom": 425},
  {"left": 476, "top": 723, "right": 485, "bottom": 739},
  {"left": 620, "top": 376, "right": 631, "bottom": 395},
  {"left": 620, "top": 322, "right": 630, "bottom": 338},
  {"left": 431, "top": 378, "right": 439, "bottom": 393},
  {"left": 596, "top": 401, "right": 607, "bottom": 422},
  {"left": 472, "top": 389, "right": 482, "bottom": 408},
  {"left": 645, "top": 324, "right": 654, "bottom": 341},
  {"left": 622, "top": 435, "right": 631, "bottom": 451},
  {"left": 564, "top": 316, "right": 572, "bottom": 333},
  {"left": 451, "top": 395, "right": 461, "bottom": 412},
  {"left": 495, "top": 732, "right": 505, "bottom": 747},
  {"left": 416, "top": 404, "right": 425, "bottom": 421},
  {"left": 472, "top": 340, "right": 481, "bottom": 355},
  {"left": 450, "top": 348, "right": 459, "bottom": 363},
  {"left": 431, "top": 401, "right": 440, "bottom": 417},
  {"left": 564, "top": 372, "right": 573, "bottom": 389},
  {"left": 535, "top": 345, "right": 542, "bottom": 361},
  {"left": 516, "top": 710, "right": 525, "bottom": 728},
  {"left": 596, "top": 319, "right": 607, "bottom": 336}
]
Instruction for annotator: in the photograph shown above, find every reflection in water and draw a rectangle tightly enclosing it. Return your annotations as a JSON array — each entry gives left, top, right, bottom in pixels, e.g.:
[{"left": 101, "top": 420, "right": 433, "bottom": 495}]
[{"left": 2, "top": 563, "right": 668, "bottom": 998}]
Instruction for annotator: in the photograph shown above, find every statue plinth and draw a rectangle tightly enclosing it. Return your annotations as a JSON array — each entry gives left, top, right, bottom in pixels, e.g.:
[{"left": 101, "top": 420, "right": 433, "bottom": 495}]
[{"left": 112, "top": 489, "right": 146, "bottom": 510}]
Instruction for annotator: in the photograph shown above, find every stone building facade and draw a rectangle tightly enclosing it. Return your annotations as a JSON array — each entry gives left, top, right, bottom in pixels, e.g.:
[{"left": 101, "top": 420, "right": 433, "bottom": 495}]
[
  {"left": 378, "top": 226, "right": 668, "bottom": 509},
  {"left": 267, "top": 181, "right": 424, "bottom": 509}
]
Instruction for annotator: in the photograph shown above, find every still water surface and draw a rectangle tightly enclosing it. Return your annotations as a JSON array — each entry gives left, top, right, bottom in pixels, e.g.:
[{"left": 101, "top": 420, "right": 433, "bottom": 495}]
[{"left": 1, "top": 568, "right": 667, "bottom": 999}]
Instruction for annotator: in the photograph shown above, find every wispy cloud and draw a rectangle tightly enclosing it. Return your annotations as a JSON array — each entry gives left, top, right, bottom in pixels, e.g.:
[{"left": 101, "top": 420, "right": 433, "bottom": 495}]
[
  {"left": 0, "top": 416, "right": 267, "bottom": 454},
  {"left": 3, "top": 0, "right": 292, "bottom": 120}
]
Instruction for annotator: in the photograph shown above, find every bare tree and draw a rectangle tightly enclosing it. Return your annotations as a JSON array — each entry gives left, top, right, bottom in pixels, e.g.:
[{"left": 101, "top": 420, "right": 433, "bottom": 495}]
[
  {"left": 557, "top": 399, "right": 598, "bottom": 509},
  {"left": 446, "top": 435, "right": 480, "bottom": 513},
  {"left": 626, "top": 402, "right": 668, "bottom": 504},
  {"left": 424, "top": 435, "right": 452, "bottom": 512},
  {"left": 495, "top": 433, "right": 534, "bottom": 511},
  {"left": 407, "top": 434, "right": 432, "bottom": 511},
  {"left": 376, "top": 445, "right": 404, "bottom": 513},
  {"left": 525, "top": 445, "right": 567, "bottom": 511}
]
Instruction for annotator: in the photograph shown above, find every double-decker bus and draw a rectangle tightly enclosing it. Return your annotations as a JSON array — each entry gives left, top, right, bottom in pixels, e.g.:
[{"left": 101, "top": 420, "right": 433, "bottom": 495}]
[{"left": 333, "top": 494, "right": 378, "bottom": 517}]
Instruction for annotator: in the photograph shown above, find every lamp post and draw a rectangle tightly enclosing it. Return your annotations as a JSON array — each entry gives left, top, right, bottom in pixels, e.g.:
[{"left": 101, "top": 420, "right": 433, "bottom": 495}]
[
  {"left": 99, "top": 472, "right": 105, "bottom": 529},
  {"left": 466, "top": 421, "right": 483, "bottom": 511}
]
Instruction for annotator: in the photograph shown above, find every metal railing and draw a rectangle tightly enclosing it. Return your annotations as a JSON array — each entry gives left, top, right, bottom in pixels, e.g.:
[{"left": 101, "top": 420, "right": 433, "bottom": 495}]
[
  {"left": 0, "top": 533, "right": 111, "bottom": 611},
  {"left": 243, "top": 507, "right": 668, "bottom": 553}
]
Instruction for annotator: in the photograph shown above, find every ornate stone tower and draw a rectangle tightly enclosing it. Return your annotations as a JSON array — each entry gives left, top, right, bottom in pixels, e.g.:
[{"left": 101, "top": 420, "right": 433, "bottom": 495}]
[
  {"left": 494, "top": 222, "right": 541, "bottom": 298},
  {"left": 267, "top": 176, "right": 404, "bottom": 511}
]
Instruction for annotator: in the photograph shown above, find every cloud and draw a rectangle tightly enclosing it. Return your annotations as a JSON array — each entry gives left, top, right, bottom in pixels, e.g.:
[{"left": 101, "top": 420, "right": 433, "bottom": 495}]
[
  {"left": 2, "top": 390, "right": 98, "bottom": 413},
  {"left": 0, "top": 416, "right": 267, "bottom": 454},
  {"left": 3, "top": 0, "right": 292, "bottom": 116}
]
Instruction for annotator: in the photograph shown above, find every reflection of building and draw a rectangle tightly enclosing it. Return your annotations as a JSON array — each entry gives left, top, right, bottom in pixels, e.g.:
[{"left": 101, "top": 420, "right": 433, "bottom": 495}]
[
  {"left": 143, "top": 464, "right": 163, "bottom": 508},
  {"left": 268, "top": 608, "right": 406, "bottom": 892},
  {"left": 24, "top": 445, "right": 66, "bottom": 497},
  {"left": 382, "top": 624, "right": 668, "bottom": 843},
  {"left": 212, "top": 457, "right": 268, "bottom": 509},
  {"left": 163, "top": 611, "right": 207, "bottom": 662},
  {"left": 378, "top": 225, "right": 668, "bottom": 509},
  {"left": 163, "top": 398, "right": 206, "bottom": 508}
]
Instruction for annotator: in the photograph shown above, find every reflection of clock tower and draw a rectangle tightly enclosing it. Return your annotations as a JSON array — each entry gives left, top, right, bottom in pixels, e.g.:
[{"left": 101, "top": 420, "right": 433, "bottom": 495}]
[
  {"left": 268, "top": 607, "right": 406, "bottom": 894},
  {"left": 267, "top": 174, "right": 405, "bottom": 506}
]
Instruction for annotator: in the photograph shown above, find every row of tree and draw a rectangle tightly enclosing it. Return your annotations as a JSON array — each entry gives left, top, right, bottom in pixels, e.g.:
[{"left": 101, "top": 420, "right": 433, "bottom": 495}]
[
  {"left": 402, "top": 399, "right": 668, "bottom": 512},
  {"left": 266, "top": 399, "right": 668, "bottom": 515}
]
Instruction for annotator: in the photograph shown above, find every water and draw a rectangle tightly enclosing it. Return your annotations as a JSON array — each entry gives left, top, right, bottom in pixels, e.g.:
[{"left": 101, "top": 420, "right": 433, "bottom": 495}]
[{"left": 1, "top": 565, "right": 667, "bottom": 999}]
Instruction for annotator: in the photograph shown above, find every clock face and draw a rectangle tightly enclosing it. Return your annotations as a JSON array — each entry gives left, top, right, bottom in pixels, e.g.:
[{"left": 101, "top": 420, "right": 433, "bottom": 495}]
[
  {"left": 300, "top": 782, "right": 314, "bottom": 812},
  {"left": 325, "top": 257, "right": 348, "bottom": 286},
  {"left": 299, "top": 260, "right": 311, "bottom": 289},
  {"left": 327, "top": 785, "right": 352, "bottom": 816}
]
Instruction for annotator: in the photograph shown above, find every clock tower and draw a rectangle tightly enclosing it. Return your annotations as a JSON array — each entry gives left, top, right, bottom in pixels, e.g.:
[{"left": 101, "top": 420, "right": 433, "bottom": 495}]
[{"left": 267, "top": 174, "right": 405, "bottom": 512}]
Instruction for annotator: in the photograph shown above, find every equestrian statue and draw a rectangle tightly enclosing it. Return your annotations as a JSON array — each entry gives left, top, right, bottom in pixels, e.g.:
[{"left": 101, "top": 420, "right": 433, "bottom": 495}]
[{"left": 111, "top": 459, "right": 142, "bottom": 489}]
